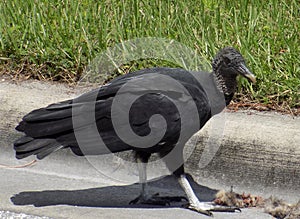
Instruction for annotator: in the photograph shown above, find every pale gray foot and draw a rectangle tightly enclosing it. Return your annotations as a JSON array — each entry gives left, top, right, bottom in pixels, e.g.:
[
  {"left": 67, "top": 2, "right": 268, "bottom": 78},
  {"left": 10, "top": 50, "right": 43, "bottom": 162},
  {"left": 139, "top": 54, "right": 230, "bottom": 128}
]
[
  {"left": 183, "top": 201, "right": 241, "bottom": 216},
  {"left": 178, "top": 174, "right": 241, "bottom": 216}
]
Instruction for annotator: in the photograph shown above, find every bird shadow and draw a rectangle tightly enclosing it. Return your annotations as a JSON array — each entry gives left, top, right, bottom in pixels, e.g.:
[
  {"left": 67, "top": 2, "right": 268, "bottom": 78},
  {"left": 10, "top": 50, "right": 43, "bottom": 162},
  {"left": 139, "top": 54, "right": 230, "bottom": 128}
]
[{"left": 11, "top": 174, "right": 218, "bottom": 209}]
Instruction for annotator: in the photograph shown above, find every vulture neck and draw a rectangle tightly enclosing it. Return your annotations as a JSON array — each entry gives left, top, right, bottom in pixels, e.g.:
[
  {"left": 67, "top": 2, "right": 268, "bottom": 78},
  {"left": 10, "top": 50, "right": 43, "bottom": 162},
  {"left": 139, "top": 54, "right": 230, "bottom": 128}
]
[{"left": 213, "top": 71, "right": 237, "bottom": 106}]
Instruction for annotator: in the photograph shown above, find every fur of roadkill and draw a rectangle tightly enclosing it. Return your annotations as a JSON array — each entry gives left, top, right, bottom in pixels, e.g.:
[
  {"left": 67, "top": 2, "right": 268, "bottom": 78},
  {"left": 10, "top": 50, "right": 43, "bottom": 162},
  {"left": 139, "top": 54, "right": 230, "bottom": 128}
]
[{"left": 214, "top": 190, "right": 300, "bottom": 219}]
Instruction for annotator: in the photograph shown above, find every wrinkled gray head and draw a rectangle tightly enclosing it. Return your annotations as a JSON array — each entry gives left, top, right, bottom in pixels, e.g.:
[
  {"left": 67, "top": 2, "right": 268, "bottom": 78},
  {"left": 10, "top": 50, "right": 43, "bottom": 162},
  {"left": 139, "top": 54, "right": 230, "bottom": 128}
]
[{"left": 212, "top": 47, "right": 256, "bottom": 83}]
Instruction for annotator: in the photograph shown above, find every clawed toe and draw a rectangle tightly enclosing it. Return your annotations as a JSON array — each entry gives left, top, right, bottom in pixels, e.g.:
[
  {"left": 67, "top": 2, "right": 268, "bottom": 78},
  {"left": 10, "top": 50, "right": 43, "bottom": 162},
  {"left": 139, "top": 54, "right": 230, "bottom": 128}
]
[
  {"left": 183, "top": 203, "right": 213, "bottom": 216},
  {"left": 211, "top": 206, "right": 241, "bottom": 213},
  {"left": 183, "top": 202, "right": 242, "bottom": 216}
]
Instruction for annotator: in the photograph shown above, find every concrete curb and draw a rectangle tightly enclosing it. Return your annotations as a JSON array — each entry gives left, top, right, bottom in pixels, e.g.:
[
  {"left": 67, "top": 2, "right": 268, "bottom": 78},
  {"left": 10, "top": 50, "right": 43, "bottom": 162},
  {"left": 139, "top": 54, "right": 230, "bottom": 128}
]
[{"left": 0, "top": 79, "right": 299, "bottom": 218}]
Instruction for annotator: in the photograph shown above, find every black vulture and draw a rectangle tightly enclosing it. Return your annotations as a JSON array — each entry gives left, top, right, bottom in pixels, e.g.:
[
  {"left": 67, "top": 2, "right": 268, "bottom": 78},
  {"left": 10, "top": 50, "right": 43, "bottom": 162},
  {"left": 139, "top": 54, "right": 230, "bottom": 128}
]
[{"left": 13, "top": 47, "right": 256, "bottom": 216}]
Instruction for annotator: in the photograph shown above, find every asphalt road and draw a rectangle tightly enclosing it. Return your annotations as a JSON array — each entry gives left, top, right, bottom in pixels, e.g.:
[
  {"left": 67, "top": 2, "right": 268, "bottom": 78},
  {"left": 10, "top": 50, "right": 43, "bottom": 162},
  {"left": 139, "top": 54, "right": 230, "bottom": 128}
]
[{"left": 0, "top": 149, "right": 274, "bottom": 219}]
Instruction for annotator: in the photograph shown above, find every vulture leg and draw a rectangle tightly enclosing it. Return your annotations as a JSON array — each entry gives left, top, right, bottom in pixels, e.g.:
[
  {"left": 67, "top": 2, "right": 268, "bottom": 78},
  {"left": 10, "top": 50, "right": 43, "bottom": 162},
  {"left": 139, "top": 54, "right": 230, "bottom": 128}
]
[
  {"left": 178, "top": 174, "right": 241, "bottom": 216},
  {"left": 165, "top": 147, "right": 240, "bottom": 216},
  {"left": 129, "top": 152, "right": 187, "bottom": 205}
]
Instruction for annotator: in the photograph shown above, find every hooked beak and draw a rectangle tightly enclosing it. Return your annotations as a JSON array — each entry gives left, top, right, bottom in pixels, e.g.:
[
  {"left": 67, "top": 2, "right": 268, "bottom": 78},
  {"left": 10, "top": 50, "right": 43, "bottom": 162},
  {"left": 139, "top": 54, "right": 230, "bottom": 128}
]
[{"left": 237, "top": 64, "right": 256, "bottom": 84}]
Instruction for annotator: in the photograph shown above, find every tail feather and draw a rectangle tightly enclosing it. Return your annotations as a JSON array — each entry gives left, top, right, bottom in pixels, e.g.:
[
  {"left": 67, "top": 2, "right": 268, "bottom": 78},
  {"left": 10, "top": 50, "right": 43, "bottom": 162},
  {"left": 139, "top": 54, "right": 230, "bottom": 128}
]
[
  {"left": 14, "top": 137, "right": 63, "bottom": 160},
  {"left": 14, "top": 136, "right": 34, "bottom": 146},
  {"left": 15, "top": 121, "right": 26, "bottom": 132},
  {"left": 36, "top": 144, "right": 64, "bottom": 159},
  {"left": 14, "top": 138, "right": 55, "bottom": 152},
  {"left": 23, "top": 108, "right": 72, "bottom": 122},
  {"left": 18, "top": 99, "right": 112, "bottom": 138},
  {"left": 20, "top": 118, "right": 73, "bottom": 138},
  {"left": 23, "top": 98, "right": 108, "bottom": 123}
]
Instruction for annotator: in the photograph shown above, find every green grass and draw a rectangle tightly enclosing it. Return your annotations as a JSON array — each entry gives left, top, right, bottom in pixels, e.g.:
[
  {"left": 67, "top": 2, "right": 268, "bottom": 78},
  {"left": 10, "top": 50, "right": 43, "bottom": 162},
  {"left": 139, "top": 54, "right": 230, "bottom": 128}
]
[{"left": 0, "top": 0, "right": 299, "bottom": 108}]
